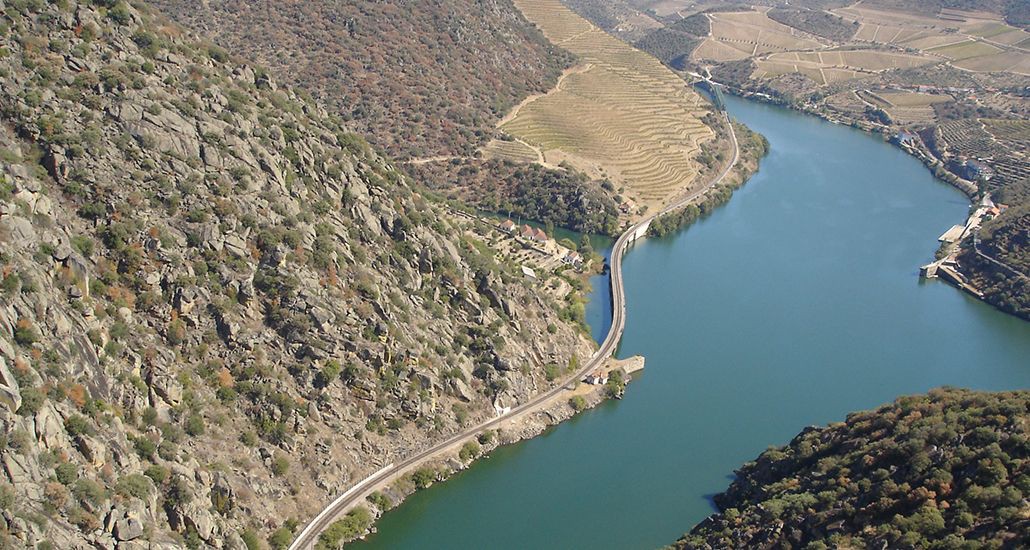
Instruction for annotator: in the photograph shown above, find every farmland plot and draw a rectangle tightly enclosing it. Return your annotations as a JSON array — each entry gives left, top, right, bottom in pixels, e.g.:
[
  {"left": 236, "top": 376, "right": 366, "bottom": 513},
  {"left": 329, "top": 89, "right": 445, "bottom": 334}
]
[{"left": 503, "top": 0, "right": 716, "bottom": 209}]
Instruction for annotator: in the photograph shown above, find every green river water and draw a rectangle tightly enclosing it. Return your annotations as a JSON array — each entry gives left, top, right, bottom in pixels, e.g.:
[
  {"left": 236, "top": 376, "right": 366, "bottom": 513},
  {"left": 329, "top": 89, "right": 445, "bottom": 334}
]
[{"left": 353, "top": 95, "right": 1030, "bottom": 549}]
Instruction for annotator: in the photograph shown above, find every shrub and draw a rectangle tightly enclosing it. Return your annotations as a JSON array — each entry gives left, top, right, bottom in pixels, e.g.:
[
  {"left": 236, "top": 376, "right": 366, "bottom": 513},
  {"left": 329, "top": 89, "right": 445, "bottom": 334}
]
[
  {"left": 410, "top": 467, "right": 437, "bottom": 490},
  {"left": 17, "top": 387, "right": 45, "bottom": 416},
  {"left": 314, "top": 360, "right": 342, "bottom": 389},
  {"left": 1, "top": 272, "right": 19, "bottom": 294},
  {"left": 55, "top": 462, "right": 79, "bottom": 485},
  {"left": 72, "top": 478, "right": 106, "bottom": 506},
  {"left": 71, "top": 235, "right": 95, "bottom": 257},
  {"left": 239, "top": 430, "right": 258, "bottom": 447},
  {"left": 14, "top": 319, "right": 40, "bottom": 346},
  {"left": 270, "top": 454, "right": 289, "bottom": 476},
  {"left": 367, "top": 491, "right": 391, "bottom": 511},
  {"left": 459, "top": 441, "right": 481, "bottom": 462},
  {"left": 64, "top": 414, "right": 93, "bottom": 437},
  {"left": 144, "top": 465, "right": 169, "bottom": 484},
  {"left": 318, "top": 507, "right": 372, "bottom": 548},
  {"left": 68, "top": 506, "right": 100, "bottom": 531},
  {"left": 185, "top": 413, "right": 205, "bottom": 436},
  {"left": 240, "top": 529, "right": 261, "bottom": 550},
  {"left": 132, "top": 436, "right": 157, "bottom": 459},
  {"left": 107, "top": 2, "right": 131, "bottom": 25},
  {"left": 268, "top": 526, "right": 293, "bottom": 549},
  {"left": 141, "top": 407, "right": 158, "bottom": 426},
  {"left": 115, "top": 474, "right": 152, "bottom": 499},
  {"left": 569, "top": 395, "right": 587, "bottom": 412}
]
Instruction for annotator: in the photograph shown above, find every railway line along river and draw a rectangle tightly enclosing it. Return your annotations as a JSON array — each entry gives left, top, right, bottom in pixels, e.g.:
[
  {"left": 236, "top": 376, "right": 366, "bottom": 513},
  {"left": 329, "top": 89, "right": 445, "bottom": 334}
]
[{"left": 352, "top": 94, "right": 1030, "bottom": 549}]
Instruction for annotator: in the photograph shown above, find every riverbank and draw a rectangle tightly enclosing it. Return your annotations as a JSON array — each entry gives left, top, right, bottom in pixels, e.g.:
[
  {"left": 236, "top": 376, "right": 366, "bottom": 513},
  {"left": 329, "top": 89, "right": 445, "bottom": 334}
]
[
  {"left": 293, "top": 108, "right": 750, "bottom": 550},
  {"left": 716, "top": 84, "right": 978, "bottom": 198},
  {"left": 702, "top": 80, "right": 1029, "bottom": 322},
  {"left": 345, "top": 93, "right": 1030, "bottom": 550},
  {"left": 649, "top": 120, "right": 768, "bottom": 237},
  {"left": 332, "top": 356, "right": 645, "bottom": 544}
]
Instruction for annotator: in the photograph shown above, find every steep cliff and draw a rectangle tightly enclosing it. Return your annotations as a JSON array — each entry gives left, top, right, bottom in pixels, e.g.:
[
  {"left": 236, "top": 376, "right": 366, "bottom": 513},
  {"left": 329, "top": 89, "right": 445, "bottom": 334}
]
[{"left": 0, "top": 0, "right": 593, "bottom": 546}]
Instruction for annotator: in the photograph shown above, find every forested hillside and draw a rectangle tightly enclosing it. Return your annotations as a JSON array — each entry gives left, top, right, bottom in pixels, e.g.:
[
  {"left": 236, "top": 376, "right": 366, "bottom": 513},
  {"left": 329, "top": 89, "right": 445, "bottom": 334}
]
[
  {"left": 673, "top": 388, "right": 1030, "bottom": 549},
  {"left": 147, "top": 0, "right": 575, "bottom": 160},
  {"left": 0, "top": 0, "right": 592, "bottom": 546}
]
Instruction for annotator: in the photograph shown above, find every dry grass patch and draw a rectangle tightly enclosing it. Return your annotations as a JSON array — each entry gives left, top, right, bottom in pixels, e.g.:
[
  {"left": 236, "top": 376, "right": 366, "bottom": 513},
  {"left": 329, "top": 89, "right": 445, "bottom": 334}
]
[
  {"left": 929, "top": 40, "right": 1003, "bottom": 60},
  {"left": 694, "top": 38, "right": 753, "bottom": 62},
  {"left": 877, "top": 92, "right": 953, "bottom": 107},
  {"left": 708, "top": 11, "right": 824, "bottom": 52},
  {"left": 953, "top": 50, "right": 1030, "bottom": 74}
]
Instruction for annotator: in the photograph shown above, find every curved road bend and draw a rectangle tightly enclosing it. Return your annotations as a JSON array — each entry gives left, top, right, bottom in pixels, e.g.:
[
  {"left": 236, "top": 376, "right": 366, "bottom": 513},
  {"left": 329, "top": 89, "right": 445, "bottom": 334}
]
[{"left": 291, "top": 111, "right": 739, "bottom": 549}]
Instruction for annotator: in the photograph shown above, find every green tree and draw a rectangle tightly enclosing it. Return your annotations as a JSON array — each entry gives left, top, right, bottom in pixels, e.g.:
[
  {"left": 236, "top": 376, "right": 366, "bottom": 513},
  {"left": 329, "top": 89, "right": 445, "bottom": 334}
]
[
  {"left": 459, "top": 441, "right": 481, "bottom": 462},
  {"left": 317, "top": 507, "right": 372, "bottom": 549}
]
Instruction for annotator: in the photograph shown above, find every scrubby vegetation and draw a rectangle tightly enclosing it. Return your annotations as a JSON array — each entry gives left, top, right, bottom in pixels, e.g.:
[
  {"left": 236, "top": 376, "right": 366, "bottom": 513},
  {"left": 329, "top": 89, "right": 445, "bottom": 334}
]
[
  {"left": 147, "top": 0, "right": 574, "bottom": 160},
  {"left": 767, "top": 8, "right": 858, "bottom": 41},
  {"left": 410, "top": 159, "right": 620, "bottom": 235},
  {"left": 674, "top": 388, "right": 1030, "bottom": 549},
  {"left": 633, "top": 14, "right": 709, "bottom": 70},
  {"left": 958, "top": 177, "right": 1030, "bottom": 320}
]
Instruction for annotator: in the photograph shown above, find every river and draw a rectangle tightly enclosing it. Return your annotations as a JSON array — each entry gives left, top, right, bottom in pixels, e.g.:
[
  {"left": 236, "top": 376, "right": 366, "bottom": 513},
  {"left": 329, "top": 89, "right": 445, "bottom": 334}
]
[{"left": 353, "top": 95, "right": 1030, "bottom": 549}]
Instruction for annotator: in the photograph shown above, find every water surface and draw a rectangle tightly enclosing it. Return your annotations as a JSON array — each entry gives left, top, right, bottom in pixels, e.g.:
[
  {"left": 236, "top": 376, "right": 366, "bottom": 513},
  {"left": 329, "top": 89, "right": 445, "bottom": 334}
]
[{"left": 354, "top": 95, "right": 1030, "bottom": 549}]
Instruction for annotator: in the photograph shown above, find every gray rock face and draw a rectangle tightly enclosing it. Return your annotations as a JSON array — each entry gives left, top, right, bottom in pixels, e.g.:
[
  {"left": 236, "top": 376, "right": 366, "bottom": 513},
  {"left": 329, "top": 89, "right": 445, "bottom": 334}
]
[
  {"left": 0, "top": 0, "right": 596, "bottom": 546},
  {"left": 0, "top": 357, "right": 21, "bottom": 413},
  {"left": 114, "top": 516, "right": 144, "bottom": 541}
]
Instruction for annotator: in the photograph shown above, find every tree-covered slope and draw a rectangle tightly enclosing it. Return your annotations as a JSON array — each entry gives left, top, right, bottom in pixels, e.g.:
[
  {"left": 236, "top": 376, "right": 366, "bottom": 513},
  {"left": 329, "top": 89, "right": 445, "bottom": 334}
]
[
  {"left": 674, "top": 388, "right": 1030, "bottom": 550},
  {"left": 0, "top": 0, "right": 592, "bottom": 546}
]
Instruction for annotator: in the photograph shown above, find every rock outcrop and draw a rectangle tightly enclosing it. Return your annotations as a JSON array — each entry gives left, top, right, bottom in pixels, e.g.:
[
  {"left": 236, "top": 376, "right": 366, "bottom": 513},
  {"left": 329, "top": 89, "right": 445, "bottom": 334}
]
[{"left": 0, "top": 0, "right": 594, "bottom": 546}]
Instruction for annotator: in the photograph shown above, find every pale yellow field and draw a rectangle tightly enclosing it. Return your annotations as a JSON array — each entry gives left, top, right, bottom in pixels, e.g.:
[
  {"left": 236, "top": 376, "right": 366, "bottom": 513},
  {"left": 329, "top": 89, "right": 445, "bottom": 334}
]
[
  {"left": 765, "top": 49, "right": 932, "bottom": 72},
  {"left": 481, "top": 139, "right": 541, "bottom": 163},
  {"left": 877, "top": 92, "right": 953, "bottom": 107},
  {"left": 693, "top": 38, "right": 752, "bottom": 62},
  {"left": 501, "top": 0, "right": 716, "bottom": 208},
  {"left": 886, "top": 106, "right": 938, "bottom": 125},
  {"left": 929, "top": 40, "right": 1003, "bottom": 60},
  {"left": 708, "top": 11, "right": 824, "bottom": 52},
  {"left": 953, "top": 50, "right": 1030, "bottom": 74}
]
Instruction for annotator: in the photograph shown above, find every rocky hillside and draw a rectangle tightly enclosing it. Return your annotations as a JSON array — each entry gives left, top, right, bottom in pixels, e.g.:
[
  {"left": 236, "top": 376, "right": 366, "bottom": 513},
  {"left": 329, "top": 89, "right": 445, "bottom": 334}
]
[
  {"left": 673, "top": 388, "right": 1030, "bottom": 549},
  {"left": 958, "top": 177, "right": 1030, "bottom": 320},
  {"left": 146, "top": 0, "right": 574, "bottom": 160},
  {"left": 0, "top": 0, "right": 593, "bottom": 547}
]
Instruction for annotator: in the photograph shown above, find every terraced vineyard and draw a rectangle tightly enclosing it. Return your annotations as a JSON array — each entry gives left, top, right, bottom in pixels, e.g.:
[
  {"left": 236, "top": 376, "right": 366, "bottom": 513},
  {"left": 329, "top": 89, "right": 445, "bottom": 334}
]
[
  {"left": 701, "top": 10, "right": 825, "bottom": 62},
  {"left": 833, "top": 4, "right": 1030, "bottom": 75},
  {"left": 481, "top": 138, "right": 543, "bottom": 163},
  {"left": 502, "top": 0, "right": 715, "bottom": 210},
  {"left": 936, "top": 119, "right": 1030, "bottom": 186}
]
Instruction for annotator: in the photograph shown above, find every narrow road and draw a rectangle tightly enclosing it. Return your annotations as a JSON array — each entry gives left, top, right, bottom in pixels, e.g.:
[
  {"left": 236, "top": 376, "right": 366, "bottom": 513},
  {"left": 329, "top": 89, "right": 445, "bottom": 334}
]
[{"left": 290, "top": 99, "right": 739, "bottom": 550}]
